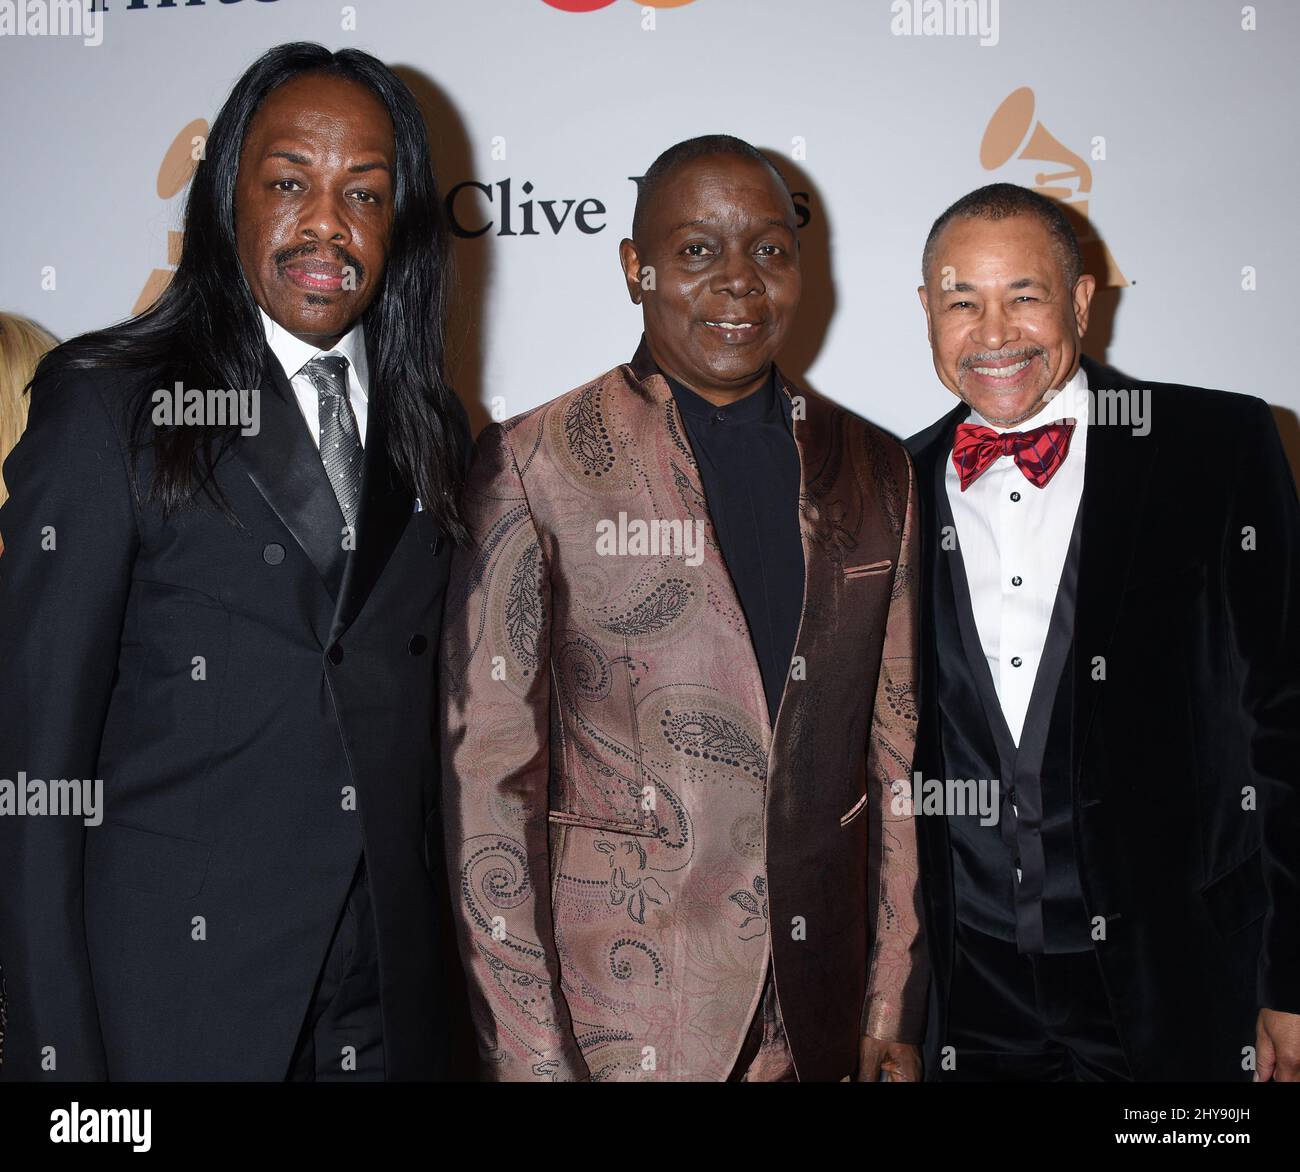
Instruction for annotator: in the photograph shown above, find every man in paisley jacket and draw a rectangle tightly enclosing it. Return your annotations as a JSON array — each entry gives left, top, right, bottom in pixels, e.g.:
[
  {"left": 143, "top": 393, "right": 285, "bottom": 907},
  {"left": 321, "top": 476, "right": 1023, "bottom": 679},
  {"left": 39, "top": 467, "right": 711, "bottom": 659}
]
[{"left": 440, "top": 136, "right": 927, "bottom": 1081}]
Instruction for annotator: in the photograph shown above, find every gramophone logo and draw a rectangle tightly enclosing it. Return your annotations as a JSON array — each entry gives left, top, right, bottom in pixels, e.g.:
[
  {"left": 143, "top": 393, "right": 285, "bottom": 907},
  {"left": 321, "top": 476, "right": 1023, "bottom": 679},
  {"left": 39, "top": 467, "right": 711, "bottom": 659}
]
[
  {"left": 981, "top": 87, "right": 1127, "bottom": 287},
  {"left": 133, "top": 118, "right": 208, "bottom": 314}
]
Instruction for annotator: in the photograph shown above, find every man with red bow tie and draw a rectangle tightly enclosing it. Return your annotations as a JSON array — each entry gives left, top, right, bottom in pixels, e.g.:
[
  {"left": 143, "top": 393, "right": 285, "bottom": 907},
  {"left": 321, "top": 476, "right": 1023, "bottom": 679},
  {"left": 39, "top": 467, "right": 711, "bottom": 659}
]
[{"left": 907, "top": 183, "right": 1300, "bottom": 1081}]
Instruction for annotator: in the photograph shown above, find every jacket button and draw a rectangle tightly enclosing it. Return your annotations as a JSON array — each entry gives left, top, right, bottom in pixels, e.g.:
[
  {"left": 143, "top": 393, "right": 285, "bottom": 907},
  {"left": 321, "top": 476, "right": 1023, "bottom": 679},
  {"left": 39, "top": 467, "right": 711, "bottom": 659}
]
[
  {"left": 407, "top": 634, "right": 427, "bottom": 656},
  {"left": 327, "top": 645, "right": 344, "bottom": 665},
  {"left": 263, "top": 543, "right": 285, "bottom": 565}
]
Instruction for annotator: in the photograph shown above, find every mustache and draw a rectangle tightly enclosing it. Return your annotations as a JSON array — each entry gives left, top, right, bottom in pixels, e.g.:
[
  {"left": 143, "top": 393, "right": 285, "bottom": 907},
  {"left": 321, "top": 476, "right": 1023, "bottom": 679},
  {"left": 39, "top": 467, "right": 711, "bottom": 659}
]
[
  {"left": 961, "top": 346, "right": 1046, "bottom": 369},
  {"left": 273, "top": 243, "right": 366, "bottom": 284}
]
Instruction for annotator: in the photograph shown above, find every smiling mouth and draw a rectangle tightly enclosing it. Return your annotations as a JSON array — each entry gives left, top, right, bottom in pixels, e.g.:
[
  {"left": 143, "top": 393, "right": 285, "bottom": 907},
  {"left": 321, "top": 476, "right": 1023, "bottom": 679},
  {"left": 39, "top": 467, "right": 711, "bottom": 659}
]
[
  {"left": 962, "top": 349, "right": 1046, "bottom": 391},
  {"left": 971, "top": 357, "right": 1032, "bottom": 378},
  {"left": 284, "top": 263, "right": 347, "bottom": 292},
  {"left": 701, "top": 320, "right": 765, "bottom": 340}
]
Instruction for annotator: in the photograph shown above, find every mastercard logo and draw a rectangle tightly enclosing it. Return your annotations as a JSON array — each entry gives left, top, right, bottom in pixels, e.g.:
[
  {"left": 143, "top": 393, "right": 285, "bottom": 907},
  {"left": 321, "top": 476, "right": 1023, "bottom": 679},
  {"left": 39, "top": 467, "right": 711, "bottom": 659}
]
[{"left": 542, "top": 0, "right": 699, "bottom": 11}]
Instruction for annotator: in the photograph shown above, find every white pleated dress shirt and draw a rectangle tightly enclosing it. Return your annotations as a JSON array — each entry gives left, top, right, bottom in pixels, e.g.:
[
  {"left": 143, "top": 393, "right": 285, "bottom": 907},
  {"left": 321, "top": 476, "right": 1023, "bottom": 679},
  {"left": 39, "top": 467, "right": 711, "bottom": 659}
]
[{"left": 944, "top": 363, "right": 1090, "bottom": 745}]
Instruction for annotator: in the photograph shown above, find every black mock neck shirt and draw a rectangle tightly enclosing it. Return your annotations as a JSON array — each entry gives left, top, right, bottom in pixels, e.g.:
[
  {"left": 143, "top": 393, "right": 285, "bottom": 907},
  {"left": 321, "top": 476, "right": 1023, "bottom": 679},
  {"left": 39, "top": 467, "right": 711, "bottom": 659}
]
[{"left": 659, "top": 364, "right": 805, "bottom": 729}]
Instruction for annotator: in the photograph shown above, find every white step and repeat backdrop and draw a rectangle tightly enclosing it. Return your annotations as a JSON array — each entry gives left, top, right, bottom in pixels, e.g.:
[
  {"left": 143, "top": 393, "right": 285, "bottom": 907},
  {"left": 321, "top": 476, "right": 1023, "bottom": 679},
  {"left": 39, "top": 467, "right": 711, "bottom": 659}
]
[{"left": 2, "top": 0, "right": 1297, "bottom": 460}]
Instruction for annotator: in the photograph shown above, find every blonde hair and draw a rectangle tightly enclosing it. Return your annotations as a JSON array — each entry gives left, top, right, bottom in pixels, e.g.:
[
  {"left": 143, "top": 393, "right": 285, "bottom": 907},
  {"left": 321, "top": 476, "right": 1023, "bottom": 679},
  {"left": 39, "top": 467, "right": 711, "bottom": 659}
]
[{"left": 0, "top": 312, "right": 58, "bottom": 509}]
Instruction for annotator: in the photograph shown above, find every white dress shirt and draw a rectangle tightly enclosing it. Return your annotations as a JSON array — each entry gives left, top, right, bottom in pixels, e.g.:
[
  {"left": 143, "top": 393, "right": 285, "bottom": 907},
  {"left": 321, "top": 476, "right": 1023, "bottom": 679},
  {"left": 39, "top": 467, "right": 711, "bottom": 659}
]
[
  {"left": 944, "top": 363, "right": 1090, "bottom": 745},
  {"left": 259, "top": 306, "right": 369, "bottom": 448}
]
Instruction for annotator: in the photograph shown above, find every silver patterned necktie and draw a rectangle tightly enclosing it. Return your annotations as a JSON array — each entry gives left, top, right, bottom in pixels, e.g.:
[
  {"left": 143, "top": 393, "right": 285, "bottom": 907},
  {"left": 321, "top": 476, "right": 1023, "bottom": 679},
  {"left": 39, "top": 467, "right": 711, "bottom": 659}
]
[{"left": 303, "top": 353, "right": 363, "bottom": 532}]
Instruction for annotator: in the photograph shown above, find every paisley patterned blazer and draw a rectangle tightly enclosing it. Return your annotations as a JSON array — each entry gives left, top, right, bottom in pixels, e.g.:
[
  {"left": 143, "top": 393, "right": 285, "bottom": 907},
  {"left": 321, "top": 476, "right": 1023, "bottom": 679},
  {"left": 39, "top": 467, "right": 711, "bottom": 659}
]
[{"left": 440, "top": 338, "right": 927, "bottom": 1081}]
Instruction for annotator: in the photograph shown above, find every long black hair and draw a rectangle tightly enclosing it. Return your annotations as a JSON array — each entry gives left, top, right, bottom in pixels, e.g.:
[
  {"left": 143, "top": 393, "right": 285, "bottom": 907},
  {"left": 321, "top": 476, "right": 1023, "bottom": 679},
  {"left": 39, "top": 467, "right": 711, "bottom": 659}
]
[{"left": 35, "top": 42, "right": 468, "bottom": 542}]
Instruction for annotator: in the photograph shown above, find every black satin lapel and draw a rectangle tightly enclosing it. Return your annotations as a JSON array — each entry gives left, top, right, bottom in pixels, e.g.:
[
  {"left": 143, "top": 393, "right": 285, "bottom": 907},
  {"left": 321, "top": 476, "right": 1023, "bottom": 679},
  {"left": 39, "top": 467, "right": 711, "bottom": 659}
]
[
  {"left": 328, "top": 407, "right": 412, "bottom": 643},
  {"left": 913, "top": 402, "right": 968, "bottom": 472},
  {"left": 233, "top": 352, "right": 348, "bottom": 599},
  {"left": 912, "top": 406, "right": 965, "bottom": 756},
  {"left": 1070, "top": 417, "right": 1157, "bottom": 776}
]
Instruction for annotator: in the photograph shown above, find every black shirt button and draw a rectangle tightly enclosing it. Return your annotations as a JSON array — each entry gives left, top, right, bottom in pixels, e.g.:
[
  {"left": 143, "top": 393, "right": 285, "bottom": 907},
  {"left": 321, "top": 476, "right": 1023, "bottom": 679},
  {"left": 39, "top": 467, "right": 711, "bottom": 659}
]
[
  {"left": 327, "top": 645, "right": 344, "bottom": 665},
  {"left": 713, "top": 410, "right": 726, "bottom": 423},
  {"left": 1010, "top": 491, "right": 1022, "bottom": 502},
  {"left": 407, "top": 634, "right": 427, "bottom": 656},
  {"left": 1010, "top": 656, "right": 1023, "bottom": 667},
  {"left": 1011, "top": 575, "right": 1023, "bottom": 587},
  {"left": 263, "top": 543, "right": 285, "bottom": 565}
]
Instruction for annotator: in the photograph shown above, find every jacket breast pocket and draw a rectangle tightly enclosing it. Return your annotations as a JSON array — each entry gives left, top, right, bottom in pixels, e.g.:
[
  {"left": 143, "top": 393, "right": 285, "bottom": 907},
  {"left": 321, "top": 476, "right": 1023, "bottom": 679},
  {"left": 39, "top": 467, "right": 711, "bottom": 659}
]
[
  {"left": 839, "top": 790, "right": 869, "bottom": 828},
  {"left": 843, "top": 559, "right": 893, "bottom": 581},
  {"left": 85, "top": 821, "right": 211, "bottom": 898}
]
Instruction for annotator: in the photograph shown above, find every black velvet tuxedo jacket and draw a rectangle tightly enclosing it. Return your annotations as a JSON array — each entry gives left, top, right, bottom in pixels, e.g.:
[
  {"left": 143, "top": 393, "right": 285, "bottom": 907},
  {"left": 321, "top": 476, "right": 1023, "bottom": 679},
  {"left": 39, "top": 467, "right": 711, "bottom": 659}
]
[
  {"left": 908, "top": 355, "right": 1300, "bottom": 1081},
  {"left": 0, "top": 350, "right": 467, "bottom": 1080}
]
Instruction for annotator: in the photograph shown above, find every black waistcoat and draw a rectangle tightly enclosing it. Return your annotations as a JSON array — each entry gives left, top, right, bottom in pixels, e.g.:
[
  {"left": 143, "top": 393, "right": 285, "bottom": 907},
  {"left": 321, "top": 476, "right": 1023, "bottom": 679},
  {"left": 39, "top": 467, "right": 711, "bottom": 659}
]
[{"left": 931, "top": 453, "right": 1092, "bottom": 954}]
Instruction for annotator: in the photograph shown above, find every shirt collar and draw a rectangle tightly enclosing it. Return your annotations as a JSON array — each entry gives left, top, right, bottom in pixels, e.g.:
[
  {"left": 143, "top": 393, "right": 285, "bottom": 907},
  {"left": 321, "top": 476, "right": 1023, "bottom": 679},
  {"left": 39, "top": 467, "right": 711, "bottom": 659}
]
[
  {"left": 629, "top": 334, "right": 782, "bottom": 426},
  {"left": 259, "top": 305, "right": 369, "bottom": 400},
  {"left": 665, "top": 365, "right": 780, "bottom": 425},
  {"left": 626, "top": 332, "right": 794, "bottom": 423},
  {"left": 965, "top": 360, "right": 1089, "bottom": 433}
]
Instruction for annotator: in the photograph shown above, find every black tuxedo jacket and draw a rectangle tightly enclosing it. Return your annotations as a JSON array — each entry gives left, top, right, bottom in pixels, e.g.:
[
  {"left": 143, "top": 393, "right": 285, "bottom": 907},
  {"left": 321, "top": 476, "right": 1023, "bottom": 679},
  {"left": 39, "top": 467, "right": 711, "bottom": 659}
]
[
  {"left": 0, "top": 349, "right": 468, "bottom": 1080},
  {"left": 907, "top": 355, "right": 1300, "bottom": 1081}
]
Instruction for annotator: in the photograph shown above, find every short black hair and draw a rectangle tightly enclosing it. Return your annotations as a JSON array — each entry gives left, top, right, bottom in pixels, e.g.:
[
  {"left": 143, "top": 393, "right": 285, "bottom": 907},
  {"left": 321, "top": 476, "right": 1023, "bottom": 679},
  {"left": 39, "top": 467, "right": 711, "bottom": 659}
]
[
  {"left": 921, "top": 182, "right": 1083, "bottom": 288},
  {"left": 631, "top": 134, "right": 789, "bottom": 240}
]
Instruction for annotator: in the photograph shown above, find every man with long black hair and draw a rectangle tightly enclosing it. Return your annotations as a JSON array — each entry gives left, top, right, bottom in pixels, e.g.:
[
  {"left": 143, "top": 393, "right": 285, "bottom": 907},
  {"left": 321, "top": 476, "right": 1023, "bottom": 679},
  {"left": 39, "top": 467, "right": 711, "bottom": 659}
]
[{"left": 0, "top": 43, "right": 470, "bottom": 1080}]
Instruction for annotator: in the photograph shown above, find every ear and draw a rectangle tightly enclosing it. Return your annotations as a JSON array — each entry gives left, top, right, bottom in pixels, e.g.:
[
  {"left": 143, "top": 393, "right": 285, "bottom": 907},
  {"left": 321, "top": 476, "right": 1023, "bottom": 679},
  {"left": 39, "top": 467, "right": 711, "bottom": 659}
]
[
  {"left": 619, "top": 238, "right": 644, "bottom": 305},
  {"left": 1072, "top": 273, "right": 1097, "bottom": 339},
  {"left": 918, "top": 283, "right": 935, "bottom": 345}
]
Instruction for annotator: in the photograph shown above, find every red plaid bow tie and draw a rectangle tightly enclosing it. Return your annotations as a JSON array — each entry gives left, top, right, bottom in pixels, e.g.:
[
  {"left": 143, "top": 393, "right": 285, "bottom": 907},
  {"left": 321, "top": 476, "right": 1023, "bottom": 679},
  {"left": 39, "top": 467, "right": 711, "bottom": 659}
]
[{"left": 952, "top": 419, "right": 1076, "bottom": 491}]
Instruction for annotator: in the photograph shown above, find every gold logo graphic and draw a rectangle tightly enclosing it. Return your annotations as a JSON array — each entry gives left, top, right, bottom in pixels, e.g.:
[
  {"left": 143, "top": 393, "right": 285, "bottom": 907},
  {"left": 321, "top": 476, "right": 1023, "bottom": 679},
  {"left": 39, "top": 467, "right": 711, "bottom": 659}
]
[
  {"left": 981, "top": 87, "right": 1126, "bottom": 287},
  {"left": 132, "top": 117, "right": 209, "bottom": 314}
]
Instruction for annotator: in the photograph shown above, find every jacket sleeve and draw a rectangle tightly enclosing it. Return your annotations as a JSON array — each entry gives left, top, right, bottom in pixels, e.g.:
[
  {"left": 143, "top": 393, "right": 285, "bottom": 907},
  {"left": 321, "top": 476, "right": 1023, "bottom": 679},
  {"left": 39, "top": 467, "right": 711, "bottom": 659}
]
[
  {"left": 0, "top": 370, "right": 139, "bottom": 1080},
  {"left": 861, "top": 450, "right": 930, "bottom": 1044},
  {"left": 1224, "top": 398, "right": 1300, "bottom": 1014},
  {"left": 438, "top": 421, "right": 590, "bottom": 1081}
]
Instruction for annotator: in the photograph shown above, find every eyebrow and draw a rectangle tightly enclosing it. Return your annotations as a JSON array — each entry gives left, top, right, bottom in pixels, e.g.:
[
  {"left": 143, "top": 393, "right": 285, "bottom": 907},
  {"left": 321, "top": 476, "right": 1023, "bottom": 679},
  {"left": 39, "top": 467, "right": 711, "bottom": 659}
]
[
  {"left": 946, "top": 277, "right": 1047, "bottom": 294},
  {"left": 266, "top": 150, "right": 391, "bottom": 174},
  {"left": 671, "top": 216, "right": 794, "bottom": 232}
]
